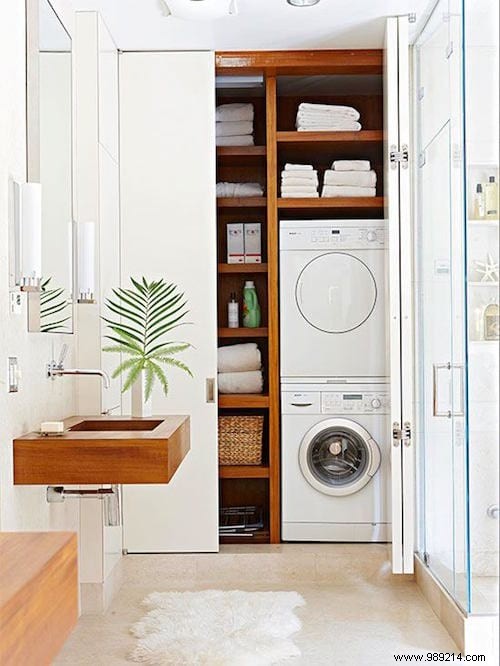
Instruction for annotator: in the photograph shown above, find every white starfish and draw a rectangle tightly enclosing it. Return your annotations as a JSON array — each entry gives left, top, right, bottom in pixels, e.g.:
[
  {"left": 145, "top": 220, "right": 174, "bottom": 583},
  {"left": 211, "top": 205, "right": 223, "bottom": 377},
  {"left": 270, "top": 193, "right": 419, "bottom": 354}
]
[{"left": 474, "top": 253, "right": 499, "bottom": 283}]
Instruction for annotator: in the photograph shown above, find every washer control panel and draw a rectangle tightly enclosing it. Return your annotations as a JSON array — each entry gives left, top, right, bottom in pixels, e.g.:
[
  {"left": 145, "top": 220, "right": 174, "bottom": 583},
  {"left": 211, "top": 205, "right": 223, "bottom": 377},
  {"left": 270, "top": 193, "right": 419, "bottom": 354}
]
[
  {"left": 321, "top": 391, "right": 390, "bottom": 415},
  {"left": 280, "top": 223, "right": 386, "bottom": 250}
]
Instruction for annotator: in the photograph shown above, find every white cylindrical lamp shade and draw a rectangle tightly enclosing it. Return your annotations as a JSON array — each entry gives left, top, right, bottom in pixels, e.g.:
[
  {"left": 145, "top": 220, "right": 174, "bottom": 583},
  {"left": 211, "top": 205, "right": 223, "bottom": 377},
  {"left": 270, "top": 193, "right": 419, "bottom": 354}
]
[
  {"left": 20, "top": 183, "right": 42, "bottom": 287},
  {"left": 77, "top": 221, "right": 96, "bottom": 302}
]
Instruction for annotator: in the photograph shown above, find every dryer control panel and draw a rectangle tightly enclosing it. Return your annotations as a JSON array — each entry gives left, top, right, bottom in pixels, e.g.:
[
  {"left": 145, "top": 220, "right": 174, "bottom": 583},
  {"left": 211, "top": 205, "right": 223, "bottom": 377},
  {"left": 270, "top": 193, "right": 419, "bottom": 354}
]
[
  {"left": 280, "top": 221, "right": 387, "bottom": 250},
  {"left": 322, "top": 391, "right": 390, "bottom": 414}
]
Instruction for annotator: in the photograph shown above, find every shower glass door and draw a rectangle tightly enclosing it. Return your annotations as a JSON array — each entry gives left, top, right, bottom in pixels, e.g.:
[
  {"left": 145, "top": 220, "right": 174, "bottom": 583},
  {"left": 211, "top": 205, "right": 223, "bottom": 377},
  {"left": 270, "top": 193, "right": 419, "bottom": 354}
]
[{"left": 414, "top": 0, "right": 469, "bottom": 609}]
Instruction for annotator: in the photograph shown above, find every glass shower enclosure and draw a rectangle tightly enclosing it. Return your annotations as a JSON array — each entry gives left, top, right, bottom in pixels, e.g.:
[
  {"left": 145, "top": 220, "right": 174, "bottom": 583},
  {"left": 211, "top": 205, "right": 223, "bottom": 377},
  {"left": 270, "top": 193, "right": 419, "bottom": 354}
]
[{"left": 414, "top": 0, "right": 499, "bottom": 616}]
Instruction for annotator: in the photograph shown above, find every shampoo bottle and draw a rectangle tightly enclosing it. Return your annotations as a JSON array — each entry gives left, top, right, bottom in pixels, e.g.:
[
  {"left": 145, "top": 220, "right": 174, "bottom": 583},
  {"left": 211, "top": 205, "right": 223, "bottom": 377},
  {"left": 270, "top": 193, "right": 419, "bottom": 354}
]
[
  {"left": 228, "top": 292, "right": 239, "bottom": 328},
  {"left": 484, "top": 176, "right": 499, "bottom": 219},
  {"left": 473, "top": 184, "right": 485, "bottom": 219},
  {"left": 242, "top": 281, "right": 261, "bottom": 328}
]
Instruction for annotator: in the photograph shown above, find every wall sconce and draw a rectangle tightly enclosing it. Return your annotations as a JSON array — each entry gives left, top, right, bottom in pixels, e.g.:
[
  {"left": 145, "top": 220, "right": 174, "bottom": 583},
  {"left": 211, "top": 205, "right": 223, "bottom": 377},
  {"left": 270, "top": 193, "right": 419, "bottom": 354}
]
[
  {"left": 14, "top": 182, "right": 42, "bottom": 291},
  {"left": 160, "top": 0, "right": 238, "bottom": 20},
  {"left": 77, "top": 221, "right": 96, "bottom": 303}
]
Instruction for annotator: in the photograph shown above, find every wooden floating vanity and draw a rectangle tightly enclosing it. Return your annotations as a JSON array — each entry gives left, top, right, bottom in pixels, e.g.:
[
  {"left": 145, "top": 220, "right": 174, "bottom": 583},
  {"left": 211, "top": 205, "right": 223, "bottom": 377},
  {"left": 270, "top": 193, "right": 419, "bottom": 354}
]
[
  {"left": 13, "top": 415, "right": 190, "bottom": 485},
  {"left": 0, "top": 531, "right": 78, "bottom": 665}
]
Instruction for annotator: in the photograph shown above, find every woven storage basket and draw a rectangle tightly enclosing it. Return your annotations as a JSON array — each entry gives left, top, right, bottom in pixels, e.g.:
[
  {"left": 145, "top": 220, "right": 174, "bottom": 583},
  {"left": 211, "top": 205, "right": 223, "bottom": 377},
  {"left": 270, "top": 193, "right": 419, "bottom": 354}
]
[{"left": 218, "top": 415, "right": 264, "bottom": 465}]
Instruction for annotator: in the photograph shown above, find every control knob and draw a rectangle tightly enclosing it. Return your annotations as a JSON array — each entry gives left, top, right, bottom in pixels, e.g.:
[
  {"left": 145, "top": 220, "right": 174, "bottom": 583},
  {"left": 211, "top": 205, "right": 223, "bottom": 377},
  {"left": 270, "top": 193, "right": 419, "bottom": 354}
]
[
  {"left": 371, "top": 398, "right": 382, "bottom": 409},
  {"left": 367, "top": 230, "right": 377, "bottom": 242}
]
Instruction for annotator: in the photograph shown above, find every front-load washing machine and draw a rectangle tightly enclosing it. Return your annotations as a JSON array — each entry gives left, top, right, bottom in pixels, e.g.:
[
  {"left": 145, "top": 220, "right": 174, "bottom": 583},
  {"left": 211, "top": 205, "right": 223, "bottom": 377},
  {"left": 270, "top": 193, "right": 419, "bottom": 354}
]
[
  {"left": 280, "top": 219, "right": 387, "bottom": 380},
  {"left": 281, "top": 383, "right": 391, "bottom": 542}
]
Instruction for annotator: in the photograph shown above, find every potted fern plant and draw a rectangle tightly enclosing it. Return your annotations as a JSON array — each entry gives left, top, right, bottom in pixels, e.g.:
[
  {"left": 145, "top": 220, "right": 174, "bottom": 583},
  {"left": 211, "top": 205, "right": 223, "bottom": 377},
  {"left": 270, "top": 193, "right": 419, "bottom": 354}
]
[{"left": 102, "top": 277, "right": 193, "bottom": 416}]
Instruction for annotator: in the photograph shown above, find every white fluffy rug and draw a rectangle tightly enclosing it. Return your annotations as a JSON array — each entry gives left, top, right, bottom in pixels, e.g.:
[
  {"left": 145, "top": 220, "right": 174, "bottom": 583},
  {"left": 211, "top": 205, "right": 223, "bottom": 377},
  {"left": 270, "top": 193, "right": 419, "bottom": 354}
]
[{"left": 129, "top": 589, "right": 305, "bottom": 665}]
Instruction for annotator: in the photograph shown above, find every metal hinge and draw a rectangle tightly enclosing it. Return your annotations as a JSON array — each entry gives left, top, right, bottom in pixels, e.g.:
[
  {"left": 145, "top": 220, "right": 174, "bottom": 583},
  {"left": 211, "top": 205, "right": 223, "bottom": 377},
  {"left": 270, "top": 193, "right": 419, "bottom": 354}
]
[
  {"left": 423, "top": 551, "right": 430, "bottom": 566},
  {"left": 393, "top": 421, "right": 412, "bottom": 446},
  {"left": 390, "top": 144, "right": 409, "bottom": 169},
  {"left": 418, "top": 86, "right": 425, "bottom": 100},
  {"left": 418, "top": 150, "right": 426, "bottom": 167},
  {"left": 408, "top": 12, "right": 417, "bottom": 23}
]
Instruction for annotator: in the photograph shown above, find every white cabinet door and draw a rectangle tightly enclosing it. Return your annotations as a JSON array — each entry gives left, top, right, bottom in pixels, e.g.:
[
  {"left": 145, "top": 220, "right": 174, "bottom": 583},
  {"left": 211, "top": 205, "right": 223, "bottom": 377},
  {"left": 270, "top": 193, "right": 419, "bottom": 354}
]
[
  {"left": 384, "top": 17, "right": 414, "bottom": 574},
  {"left": 119, "top": 52, "right": 218, "bottom": 552}
]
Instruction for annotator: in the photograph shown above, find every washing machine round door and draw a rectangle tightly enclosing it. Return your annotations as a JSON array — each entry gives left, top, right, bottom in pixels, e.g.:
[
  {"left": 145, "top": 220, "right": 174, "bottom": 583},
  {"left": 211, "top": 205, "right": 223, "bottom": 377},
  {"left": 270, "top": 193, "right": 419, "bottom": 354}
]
[
  {"left": 296, "top": 252, "right": 377, "bottom": 333},
  {"left": 299, "top": 418, "right": 381, "bottom": 497}
]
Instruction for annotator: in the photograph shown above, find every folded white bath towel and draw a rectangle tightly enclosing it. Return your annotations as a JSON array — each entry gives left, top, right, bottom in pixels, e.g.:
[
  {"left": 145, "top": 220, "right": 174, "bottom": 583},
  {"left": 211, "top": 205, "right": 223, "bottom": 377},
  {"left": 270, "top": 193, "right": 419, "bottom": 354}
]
[
  {"left": 332, "top": 160, "right": 371, "bottom": 171},
  {"left": 297, "top": 121, "right": 362, "bottom": 132},
  {"left": 216, "top": 120, "right": 253, "bottom": 137},
  {"left": 281, "top": 185, "right": 318, "bottom": 194},
  {"left": 216, "top": 103, "right": 254, "bottom": 123},
  {"left": 218, "top": 370, "right": 263, "bottom": 394},
  {"left": 281, "top": 192, "right": 319, "bottom": 198},
  {"left": 281, "top": 176, "right": 319, "bottom": 187},
  {"left": 298, "top": 103, "right": 360, "bottom": 120},
  {"left": 297, "top": 112, "right": 361, "bottom": 125},
  {"left": 216, "top": 182, "right": 264, "bottom": 198},
  {"left": 216, "top": 135, "right": 255, "bottom": 147},
  {"left": 218, "top": 343, "right": 261, "bottom": 374},
  {"left": 284, "top": 163, "right": 314, "bottom": 171},
  {"left": 324, "top": 169, "right": 377, "bottom": 187},
  {"left": 322, "top": 185, "right": 376, "bottom": 197},
  {"left": 282, "top": 169, "right": 318, "bottom": 179}
]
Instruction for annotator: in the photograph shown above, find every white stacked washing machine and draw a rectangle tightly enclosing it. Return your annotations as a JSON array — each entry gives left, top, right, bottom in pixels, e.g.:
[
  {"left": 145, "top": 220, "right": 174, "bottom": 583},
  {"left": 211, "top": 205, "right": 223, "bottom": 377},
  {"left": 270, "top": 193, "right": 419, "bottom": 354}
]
[{"left": 279, "top": 219, "right": 391, "bottom": 542}]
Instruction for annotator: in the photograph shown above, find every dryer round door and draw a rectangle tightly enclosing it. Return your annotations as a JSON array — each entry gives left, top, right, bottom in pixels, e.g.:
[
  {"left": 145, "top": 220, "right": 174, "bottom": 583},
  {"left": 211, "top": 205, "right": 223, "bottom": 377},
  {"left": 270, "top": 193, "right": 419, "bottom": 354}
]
[
  {"left": 299, "top": 418, "right": 381, "bottom": 497},
  {"left": 295, "top": 252, "right": 377, "bottom": 333}
]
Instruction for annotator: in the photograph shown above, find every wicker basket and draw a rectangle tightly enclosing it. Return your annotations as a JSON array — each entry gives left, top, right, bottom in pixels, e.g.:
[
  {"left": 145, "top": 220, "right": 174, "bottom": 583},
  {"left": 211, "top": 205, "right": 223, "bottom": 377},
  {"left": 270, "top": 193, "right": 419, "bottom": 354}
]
[{"left": 218, "top": 415, "right": 264, "bottom": 465}]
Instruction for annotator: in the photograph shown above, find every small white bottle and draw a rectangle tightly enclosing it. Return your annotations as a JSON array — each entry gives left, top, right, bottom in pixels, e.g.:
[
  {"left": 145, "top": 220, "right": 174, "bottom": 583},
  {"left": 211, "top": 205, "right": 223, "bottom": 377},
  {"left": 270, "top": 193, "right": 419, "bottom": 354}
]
[
  {"left": 473, "top": 184, "right": 485, "bottom": 220},
  {"left": 228, "top": 292, "right": 239, "bottom": 328}
]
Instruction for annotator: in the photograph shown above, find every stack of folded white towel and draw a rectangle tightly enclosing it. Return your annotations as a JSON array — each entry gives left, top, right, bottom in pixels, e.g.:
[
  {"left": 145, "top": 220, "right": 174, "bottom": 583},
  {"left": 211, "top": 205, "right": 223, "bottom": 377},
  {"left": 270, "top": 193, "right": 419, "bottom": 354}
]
[
  {"left": 281, "top": 164, "right": 319, "bottom": 198},
  {"left": 296, "top": 103, "right": 361, "bottom": 132},
  {"left": 218, "top": 343, "right": 263, "bottom": 394},
  {"left": 321, "top": 160, "right": 377, "bottom": 198},
  {"left": 216, "top": 182, "right": 264, "bottom": 198},
  {"left": 216, "top": 103, "right": 255, "bottom": 146}
]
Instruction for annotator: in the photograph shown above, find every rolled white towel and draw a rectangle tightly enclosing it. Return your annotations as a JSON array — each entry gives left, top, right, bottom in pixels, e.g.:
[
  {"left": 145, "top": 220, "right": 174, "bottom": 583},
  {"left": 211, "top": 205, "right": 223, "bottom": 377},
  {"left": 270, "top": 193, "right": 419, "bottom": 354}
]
[
  {"left": 332, "top": 160, "right": 371, "bottom": 171},
  {"left": 297, "top": 121, "right": 362, "bottom": 132},
  {"left": 284, "top": 163, "right": 314, "bottom": 171},
  {"left": 218, "top": 343, "right": 261, "bottom": 373},
  {"left": 218, "top": 370, "right": 263, "bottom": 394},
  {"left": 324, "top": 169, "right": 377, "bottom": 187},
  {"left": 298, "top": 103, "right": 360, "bottom": 120},
  {"left": 281, "top": 185, "right": 318, "bottom": 194},
  {"left": 216, "top": 103, "right": 254, "bottom": 122},
  {"left": 216, "top": 135, "right": 255, "bottom": 147},
  {"left": 322, "top": 185, "right": 376, "bottom": 197},
  {"left": 281, "top": 192, "right": 319, "bottom": 198},
  {"left": 281, "top": 176, "right": 319, "bottom": 187},
  {"left": 216, "top": 121, "right": 253, "bottom": 137},
  {"left": 217, "top": 182, "right": 264, "bottom": 197}
]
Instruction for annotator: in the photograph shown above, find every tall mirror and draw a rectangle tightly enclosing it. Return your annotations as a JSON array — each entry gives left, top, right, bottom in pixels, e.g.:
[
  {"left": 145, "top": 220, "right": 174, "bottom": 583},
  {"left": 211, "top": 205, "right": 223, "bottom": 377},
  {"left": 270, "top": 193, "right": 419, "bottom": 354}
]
[{"left": 27, "top": 0, "right": 74, "bottom": 333}]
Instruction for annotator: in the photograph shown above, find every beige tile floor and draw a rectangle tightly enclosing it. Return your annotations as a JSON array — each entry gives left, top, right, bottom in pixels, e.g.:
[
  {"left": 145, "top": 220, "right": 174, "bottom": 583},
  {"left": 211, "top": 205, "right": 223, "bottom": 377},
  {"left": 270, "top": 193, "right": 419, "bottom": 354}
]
[{"left": 56, "top": 545, "right": 461, "bottom": 666}]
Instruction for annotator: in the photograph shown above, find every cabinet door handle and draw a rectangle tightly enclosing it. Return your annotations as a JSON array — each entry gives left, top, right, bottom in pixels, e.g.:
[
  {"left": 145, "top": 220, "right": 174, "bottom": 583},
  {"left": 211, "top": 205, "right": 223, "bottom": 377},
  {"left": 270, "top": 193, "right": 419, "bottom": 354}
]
[
  {"left": 206, "top": 377, "right": 216, "bottom": 403},
  {"left": 290, "top": 402, "right": 313, "bottom": 407}
]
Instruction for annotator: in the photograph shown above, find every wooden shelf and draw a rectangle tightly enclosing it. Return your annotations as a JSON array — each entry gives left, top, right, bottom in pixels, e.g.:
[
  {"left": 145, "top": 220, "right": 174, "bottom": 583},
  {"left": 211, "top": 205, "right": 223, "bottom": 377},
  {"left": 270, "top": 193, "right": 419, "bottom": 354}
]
[
  {"left": 217, "top": 146, "right": 266, "bottom": 165},
  {"left": 217, "top": 197, "right": 267, "bottom": 208},
  {"left": 278, "top": 196, "right": 384, "bottom": 209},
  {"left": 219, "top": 465, "right": 270, "bottom": 479},
  {"left": 218, "top": 263, "right": 268, "bottom": 274},
  {"left": 277, "top": 130, "right": 383, "bottom": 144},
  {"left": 219, "top": 529, "right": 270, "bottom": 544},
  {"left": 218, "top": 327, "right": 268, "bottom": 338},
  {"left": 218, "top": 394, "right": 269, "bottom": 408}
]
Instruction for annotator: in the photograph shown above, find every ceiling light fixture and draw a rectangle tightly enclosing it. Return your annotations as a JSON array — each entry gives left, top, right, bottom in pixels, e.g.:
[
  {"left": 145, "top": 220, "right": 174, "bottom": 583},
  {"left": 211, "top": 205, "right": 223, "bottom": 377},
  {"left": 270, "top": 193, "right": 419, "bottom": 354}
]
[
  {"left": 287, "top": 0, "right": 321, "bottom": 6},
  {"left": 160, "top": 0, "right": 238, "bottom": 20}
]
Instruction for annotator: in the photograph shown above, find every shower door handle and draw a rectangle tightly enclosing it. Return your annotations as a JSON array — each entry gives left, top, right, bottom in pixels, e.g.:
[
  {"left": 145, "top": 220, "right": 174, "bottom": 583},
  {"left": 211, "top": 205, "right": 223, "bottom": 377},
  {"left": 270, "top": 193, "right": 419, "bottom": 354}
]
[{"left": 432, "top": 363, "right": 465, "bottom": 418}]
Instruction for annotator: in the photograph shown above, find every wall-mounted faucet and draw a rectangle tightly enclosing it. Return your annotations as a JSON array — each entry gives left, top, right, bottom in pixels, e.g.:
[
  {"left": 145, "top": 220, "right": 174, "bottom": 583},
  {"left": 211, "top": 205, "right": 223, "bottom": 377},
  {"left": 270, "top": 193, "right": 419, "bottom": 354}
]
[{"left": 47, "top": 343, "right": 110, "bottom": 389}]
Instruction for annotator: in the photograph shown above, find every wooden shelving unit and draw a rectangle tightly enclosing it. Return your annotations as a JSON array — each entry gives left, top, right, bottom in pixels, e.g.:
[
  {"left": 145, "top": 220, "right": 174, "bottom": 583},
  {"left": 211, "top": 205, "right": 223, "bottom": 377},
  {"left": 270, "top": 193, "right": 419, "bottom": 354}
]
[
  {"left": 215, "top": 49, "right": 384, "bottom": 544},
  {"left": 218, "top": 263, "right": 268, "bottom": 274},
  {"left": 218, "top": 327, "right": 268, "bottom": 338}
]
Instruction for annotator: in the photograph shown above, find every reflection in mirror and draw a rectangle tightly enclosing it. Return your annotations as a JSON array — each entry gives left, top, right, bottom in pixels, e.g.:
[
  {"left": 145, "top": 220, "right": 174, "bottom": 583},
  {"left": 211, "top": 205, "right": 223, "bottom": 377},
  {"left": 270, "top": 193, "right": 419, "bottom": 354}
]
[{"left": 27, "top": 0, "right": 74, "bottom": 333}]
